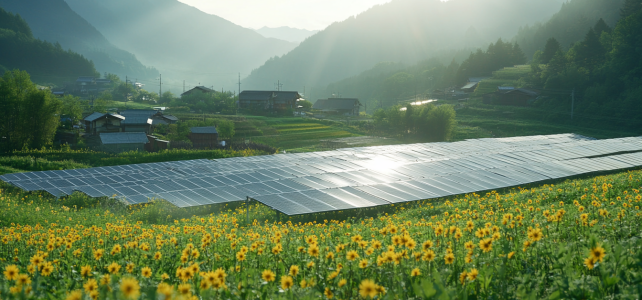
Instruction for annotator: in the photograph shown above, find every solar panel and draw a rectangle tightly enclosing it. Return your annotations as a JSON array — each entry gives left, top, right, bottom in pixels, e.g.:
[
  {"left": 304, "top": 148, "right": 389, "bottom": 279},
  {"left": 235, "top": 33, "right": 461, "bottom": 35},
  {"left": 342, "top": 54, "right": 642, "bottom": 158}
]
[{"left": 2, "top": 134, "right": 642, "bottom": 216}]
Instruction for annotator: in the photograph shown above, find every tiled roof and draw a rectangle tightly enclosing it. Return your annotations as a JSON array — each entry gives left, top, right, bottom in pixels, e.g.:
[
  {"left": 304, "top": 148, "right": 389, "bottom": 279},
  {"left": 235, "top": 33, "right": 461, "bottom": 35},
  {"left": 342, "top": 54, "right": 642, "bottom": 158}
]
[
  {"left": 84, "top": 112, "right": 125, "bottom": 122},
  {"left": 99, "top": 132, "right": 149, "bottom": 145},
  {"left": 313, "top": 98, "right": 360, "bottom": 110},
  {"left": 190, "top": 127, "right": 218, "bottom": 134}
]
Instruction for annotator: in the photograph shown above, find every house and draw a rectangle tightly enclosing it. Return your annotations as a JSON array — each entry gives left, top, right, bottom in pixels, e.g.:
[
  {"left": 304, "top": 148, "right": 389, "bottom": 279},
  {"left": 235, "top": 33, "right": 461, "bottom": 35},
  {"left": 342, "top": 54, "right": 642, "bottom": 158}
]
[
  {"left": 119, "top": 110, "right": 156, "bottom": 133},
  {"left": 83, "top": 112, "right": 125, "bottom": 135},
  {"left": 99, "top": 132, "right": 149, "bottom": 153},
  {"left": 239, "top": 91, "right": 302, "bottom": 111},
  {"left": 76, "top": 77, "right": 95, "bottom": 86},
  {"left": 181, "top": 86, "right": 216, "bottom": 97},
  {"left": 495, "top": 88, "right": 540, "bottom": 106},
  {"left": 461, "top": 82, "right": 478, "bottom": 93},
  {"left": 150, "top": 113, "right": 179, "bottom": 126},
  {"left": 189, "top": 127, "right": 218, "bottom": 149},
  {"left": 312, "top": 98, "right": 361, "bottom": 115}
]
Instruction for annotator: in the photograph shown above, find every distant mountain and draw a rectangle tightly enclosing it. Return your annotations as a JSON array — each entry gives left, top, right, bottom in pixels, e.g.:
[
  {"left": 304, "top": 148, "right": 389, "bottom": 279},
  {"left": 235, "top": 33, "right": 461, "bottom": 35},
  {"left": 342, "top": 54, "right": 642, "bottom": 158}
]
[
  {"left": 0, "top": 7, "right": 98, "bottom": 84},
  {"left": 0, "top": 0, "right": 158, "bottom": 81},
  {"left": 64, "top": 0, "right": 298, "bottom": 89},
  {"left": 243, "top": 0, "right": 565, "bottom": 91},
  {"left": 514, "top": 0, "right": 625, "bottom": 59},
  {"left": 255, "top": 26, "right": 319, "bottom": 43}
]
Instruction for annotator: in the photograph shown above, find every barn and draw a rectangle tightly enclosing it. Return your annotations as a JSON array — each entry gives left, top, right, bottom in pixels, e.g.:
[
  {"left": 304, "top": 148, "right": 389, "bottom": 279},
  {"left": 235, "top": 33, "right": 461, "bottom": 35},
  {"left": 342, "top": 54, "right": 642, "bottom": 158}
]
[
  {"left": 189, "top": 127, "right": 219, "bottom": 149},
  {"left": 239, "top": 91, "right": 302, "bottom": 111},
  {"left": 83, "top": 112, "right": 125, "bottom": 135},
  {"left": 99, "top": 132, "right": 149, "bottom": 153},
  {"left": 313, "top": 98, "right": 361, "bottom": 115}
]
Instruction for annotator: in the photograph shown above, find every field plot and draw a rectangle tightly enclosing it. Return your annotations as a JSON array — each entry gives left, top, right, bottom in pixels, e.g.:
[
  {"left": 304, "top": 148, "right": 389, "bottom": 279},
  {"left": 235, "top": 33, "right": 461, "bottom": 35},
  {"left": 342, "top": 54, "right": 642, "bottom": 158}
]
[
  {"left": 250, "top": 117, "right": 358, "bottom": 151},
  {"left": 0, "top": 166, "right": 641, "bottom": 299}
]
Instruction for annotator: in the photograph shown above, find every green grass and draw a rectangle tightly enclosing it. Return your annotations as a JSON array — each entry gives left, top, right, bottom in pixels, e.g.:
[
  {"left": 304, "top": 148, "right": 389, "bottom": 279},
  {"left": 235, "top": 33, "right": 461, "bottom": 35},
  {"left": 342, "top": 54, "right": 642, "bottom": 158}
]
[
  {"left": 473, "top": 79, "right": 520, "bottom": 96},
  {"left": 109, "top": 101, "right": 157, "bottom": 110},
  {"left": 491, "top": 64, "right": 531, "bottom": 79}
]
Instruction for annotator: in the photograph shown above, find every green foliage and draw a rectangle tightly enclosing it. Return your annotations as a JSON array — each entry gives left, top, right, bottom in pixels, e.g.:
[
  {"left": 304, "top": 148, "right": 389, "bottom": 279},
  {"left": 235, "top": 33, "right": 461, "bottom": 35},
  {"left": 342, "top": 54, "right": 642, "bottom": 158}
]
[
  {"left": 372, "top": 104, "right": 456, "bottom": 141},
  {"left": 456, "top": 39, "right": 527, "bottom": 84},
  {"left": 297, "top": 99, "right": 312, "bottom": 110},
  {"left": 0, "top": 70, "right": 62, "bottom": 151},
  {"left": 0, "top": 7, "right": 31, "bottom": 37},
  {"left": 59, "top": 94, "right": 84, "bottom": 125},
  {"left": 620, "top": 0, "right": 642, "bottom": 18},
  {"left": 155, "top": 118, "right": 236, "bottom": 141},
  {"left": 178, "top": 90, "right": 237, "bottom": 114},
  {"left": 541, "top": 38, "right": 562, "bottom": 64}
]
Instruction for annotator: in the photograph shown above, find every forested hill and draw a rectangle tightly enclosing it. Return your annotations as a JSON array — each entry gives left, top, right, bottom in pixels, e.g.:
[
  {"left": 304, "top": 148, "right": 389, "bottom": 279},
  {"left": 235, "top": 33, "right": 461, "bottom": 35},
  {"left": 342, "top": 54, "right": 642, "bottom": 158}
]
[
  {"left": 242, "top": 0, "right": 565, "bottom": 90},
  {"left": 0, "top": 0, "right": 158, "bottom": 81},
  {"left": 0, "top": 7, "right": 98, "bottom": 84},
  {"left": 64, "top": 0, "right": 297, "bottom": 86},
  {"left": 514, "top": 0, "right": 626, "bottom": 59}
]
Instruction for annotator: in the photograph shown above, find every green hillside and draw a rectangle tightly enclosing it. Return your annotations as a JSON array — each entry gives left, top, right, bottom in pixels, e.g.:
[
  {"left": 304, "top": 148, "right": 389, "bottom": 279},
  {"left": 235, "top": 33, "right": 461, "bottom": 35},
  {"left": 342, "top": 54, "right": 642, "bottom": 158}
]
[
  {"left": 0, "top": 0, "right": 158, "bottom": 81},
  {"left": 0, "top": 7, "right": 98, "bottom": 83}
]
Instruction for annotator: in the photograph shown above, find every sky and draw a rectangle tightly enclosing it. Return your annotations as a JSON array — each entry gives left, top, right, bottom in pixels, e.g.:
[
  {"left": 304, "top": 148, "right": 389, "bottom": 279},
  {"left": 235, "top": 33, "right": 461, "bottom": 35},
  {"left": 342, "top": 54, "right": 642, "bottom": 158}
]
[{"left": 176, "top": 0, "right": 394, "bottom": 31}]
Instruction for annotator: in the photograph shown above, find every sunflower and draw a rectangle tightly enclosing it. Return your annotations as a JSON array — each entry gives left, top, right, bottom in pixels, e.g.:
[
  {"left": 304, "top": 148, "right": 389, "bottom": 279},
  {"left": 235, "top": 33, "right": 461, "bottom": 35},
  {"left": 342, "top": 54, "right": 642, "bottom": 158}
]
[
  {"left": 4, "top": 264, "right": 19, "bottom": 280},
  {"left": 281, "top": 275, "right": 294, "bottom": 290},
  {"left": 422, "top": 240, "right": 433, "bottom": 251},
  {"left": 289, "top": 265, "right": 299, "bottom": 276},
  {"left": 410, "top": 268, "right": 421, "bottom": 277},
  {"left": 126, "top": 263, "right": 135, "bottom": 274},
  {"left": 16, "top": 273, "right": 31, "bottom": 286},
  {"left": 346, "top": 250, "right": 359, "bottom": 261},
  {"left": 423, "top": 250, "right": 436, "bottom": 262},
  {"left": 262, "top": 269, "right": 276, "bottom": 282},
  {"left": 338, "top": 279, "right": 347, "bottom": 288},
  {"left": 308, "top": 245, "right": 320, "bottom": 257},
  {"left": 324, "top": 287, "right": 334, "bottom": 299},
  {"left": 40, "top": 262, "right": 54, "bottom": 276},
  {"left": 100, "top": 274, "right": 111, "bottom": 286},
  {"left": 444, "top": 253, "right": 455, "bottom": 264},
  {"left": 508, "top": 252, "right": 515, "bottom": 259},
  {"left": 107, "top": 262, "right": 121, "bottom": 274},
  {"left": 467, "top": 268, "right": 479, "bottom": 281},
  {"left": 584, "top": 257, "right": 596, "bottom": 270},
  {"left": 236, "top": 251, "right": 246, "bottom": 261},
  {"left": 81, "top": 265, "right": 92, "bottom": 278},
  {"left": 590, "top": 246, "right": 606, "bottom": 262},
  {"left": 459, "top": 271, "right": 468, "bottom": 285},
  {"left": 84, "top": 278, "right": 98, "bottom": 293},
  {"left": 120, "top": 277, "right": 140, "bottom": 299},
  {"left": 153, "top": 252, "right": 162, "bottom": 260},
  {"left": 30, "top": 255, "right": 44, "bottom": 267},
  {"left": 479, "top": 238, "right": 493, "bottom": 253},
  {"left": 178, "top": 283, "right": 192, "bottom": 295},
  {"left": 157, "top": 282, "right": 173, "bottom": 297},
  {"left": 65, "top": 290, "right": 82, "bottom": 300},
  {"left": 141, "top": 267, "right": 152, "bottom": 278},
  {"left": 359, "top": 259, "right": 368, "bottom": 269},
  {"left": 359, "top": 279, "right": 378, "bottom": 298}
]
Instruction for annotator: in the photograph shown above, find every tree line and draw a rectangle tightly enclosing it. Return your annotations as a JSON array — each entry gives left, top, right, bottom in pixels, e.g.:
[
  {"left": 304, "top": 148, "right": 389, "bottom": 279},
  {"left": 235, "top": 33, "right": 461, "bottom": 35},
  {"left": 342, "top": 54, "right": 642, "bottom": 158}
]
[{"left": 370, "top": 104, "right": 457, "bottom": 142}]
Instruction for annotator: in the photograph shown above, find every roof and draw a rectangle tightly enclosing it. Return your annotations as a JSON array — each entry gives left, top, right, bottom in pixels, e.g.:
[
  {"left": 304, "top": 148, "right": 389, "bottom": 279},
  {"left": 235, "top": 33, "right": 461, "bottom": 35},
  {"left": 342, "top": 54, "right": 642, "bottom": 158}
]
[
  {"left": 497, "top": 86, "right": 515, "bottom": 91},
  {"left": 163, "top": 115, "right": 179, "bottom": 121},
  {"left": 95, "top": 79, "right": 111, "bottom": 84},
  {"left": 151, "top": 119, "right": 169, "bottom": 126},
  {"left": 190, "top": 127, "right": 218, "bottom": 134},
  {"left": 181, "top": 86, "right": 215, "bottom": 97},
  {"left": 239, "top": 91, "right": 302, "bottom": 102},
  {"left": 501, "top": 88, "right": 539, "bottom": 97},
  {"left": 84, "top": 112, "right": 125, "bottom": 122},
  {"left": 313, "top": 98, "right": 360, "bottom": 111},
  {"left": 99, "top": 132, "right": 149, "bottom": 145},
  {"left": 469, "top": 77, "right": 490, "bottom": 83},
  {"left": 121, "top": 117, "right": 152, "bottom": 125},
  {"left": 119, "top": 109, "right": 157, "bottom": 117},
  {"left": 76, "top": 77, "right": 95, "bottom": 83},
  {"left": 461, "top": 82, "right": 478, "bottom": 90}
]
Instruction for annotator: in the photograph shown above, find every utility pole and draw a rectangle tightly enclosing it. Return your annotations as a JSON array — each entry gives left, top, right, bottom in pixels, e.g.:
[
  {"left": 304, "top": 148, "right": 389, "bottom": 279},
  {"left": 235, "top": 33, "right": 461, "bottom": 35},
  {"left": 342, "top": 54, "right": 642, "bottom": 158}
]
[
  {"left": 238, "top": 73, "right": 241, "bottom": 97},
  {"left": 571, "top": 88, "right": 575, "bottom": 120},
  {"left": 159, "top": 74, "right": 162, "bottom": 102},
  {"left": 183, "top": 80, "right": 185, "bottom": 93}
]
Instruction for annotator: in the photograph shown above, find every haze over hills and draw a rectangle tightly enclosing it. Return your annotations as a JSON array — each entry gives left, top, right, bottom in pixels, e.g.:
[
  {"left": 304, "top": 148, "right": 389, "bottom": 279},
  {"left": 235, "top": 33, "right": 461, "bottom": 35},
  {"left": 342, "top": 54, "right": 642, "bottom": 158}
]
[
  {"left": 64, "top": 0, "right": 298, "bottom": 91},
  {"left": 0, "top": 0, "right": 158, "bottom": 82},
  {"left": 255, "top": 26, "right": 320, "bottom": 43},
  {"left": 242, "top": 0, "right": 566, "bottom": 92}
]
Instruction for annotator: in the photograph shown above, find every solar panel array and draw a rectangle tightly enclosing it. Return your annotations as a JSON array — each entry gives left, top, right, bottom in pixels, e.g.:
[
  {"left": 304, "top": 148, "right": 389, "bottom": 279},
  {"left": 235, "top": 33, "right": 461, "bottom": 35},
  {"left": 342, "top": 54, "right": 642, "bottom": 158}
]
[{"left": 2, "top": 134, "right": 642, "bottom": 216}]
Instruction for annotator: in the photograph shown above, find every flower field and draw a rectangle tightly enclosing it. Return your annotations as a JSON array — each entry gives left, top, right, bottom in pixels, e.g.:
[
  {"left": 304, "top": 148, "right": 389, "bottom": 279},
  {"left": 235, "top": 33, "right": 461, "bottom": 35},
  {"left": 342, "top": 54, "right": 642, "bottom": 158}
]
[{"left": 1, "top": 169, "right": 642, "bottom": 299}]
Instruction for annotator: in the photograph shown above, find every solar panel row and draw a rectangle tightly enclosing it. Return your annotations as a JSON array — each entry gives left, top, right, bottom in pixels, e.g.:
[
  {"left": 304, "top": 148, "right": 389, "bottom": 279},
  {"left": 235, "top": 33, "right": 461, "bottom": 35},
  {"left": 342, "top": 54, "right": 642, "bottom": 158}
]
[{"left": 1, "top": 134, "right": 641, "bottom": 215}]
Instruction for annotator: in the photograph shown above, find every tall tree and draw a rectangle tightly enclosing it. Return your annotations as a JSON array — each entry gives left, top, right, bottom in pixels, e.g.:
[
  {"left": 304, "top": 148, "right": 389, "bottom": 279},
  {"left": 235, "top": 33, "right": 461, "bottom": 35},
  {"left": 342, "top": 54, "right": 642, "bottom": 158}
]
[
  {"left": 541, "top": 38, "right": 562, "bottom": 64},
  {"left": 620, "top": 0, "right": 642, "bottom": 18},
  {"left": 572, "top": 28, "right": 606, "bottom": 71},
  {"left": 593, "top": 18, "right": 612, "bottom": 35}
]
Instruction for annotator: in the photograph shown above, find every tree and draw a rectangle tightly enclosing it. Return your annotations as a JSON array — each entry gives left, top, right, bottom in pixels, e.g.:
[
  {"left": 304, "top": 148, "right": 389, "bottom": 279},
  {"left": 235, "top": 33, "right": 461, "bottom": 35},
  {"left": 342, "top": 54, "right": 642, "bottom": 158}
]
[
  {"left": 60, "top": 95, "right": 84, "bottom": 124},
  {"left": 593, "top": 18, "right": 611, "bottom": 35},
  {"left": 426, "top": 105, "right": 456, "bottom": 141},
  {"left": 216, "top": 119, "right": 235, "bottom": 139},
  {"left": 159, "top": 91, "right": 176, "bottom": 104},
  {"left": 620, "top": 0, "right": 642, "bottom": 18},
  {"left": 0, "top": 70, "right": 62, "bottom": 151},
  {"left": 298, "top": 99, "right": 313, "bottom": 110},
  {"left": 541, "top": 38, "right": 561, "bottom": 64},
  {"left": 571, "top": 28, "right": 606, "bottom": 71}
]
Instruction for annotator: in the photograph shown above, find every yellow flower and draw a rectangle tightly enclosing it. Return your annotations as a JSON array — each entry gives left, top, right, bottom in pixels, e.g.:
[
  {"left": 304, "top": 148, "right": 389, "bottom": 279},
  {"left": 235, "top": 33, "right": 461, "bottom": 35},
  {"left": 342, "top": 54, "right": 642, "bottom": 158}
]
[
  {"left": 30, "top": 255, "right": 44, "bottom": 266},
  {"left": 93, "top": 249, "right": 104, "bottom": 261},
  {"left": 359, "top": 259, "right": 368, "bottom": 268},
  {"left": 65, "top": 290, "right": 83, "bottom": 300},
  {"left": 100, "top": 274, "right": 111, "bottom": 286},
  {"left": 81, "top": 265, "right": 92, "bottom": 277},
  {"left": 141, "top": 267, "right": 152, "bottom": 278},
  {"left": 467, "top": 268, "right": 479, "bottom": 281},
  {"left": 262, "top": 269, "right": 276, "bottom": 282},
  {"left": 126, "top": 263, "right": 135, "bottom": 274},
  {"left": 4, "top": 264, "right": 19, "bottom": 280},
  {"left": 338, "top": 279, "right": 347, "bottom": 287},
  {"left": 16, "top": 273, "right": 31, "bottom": 286},
  {"left": 590, "top": 246, "right": 606, "bottom": 262},
  {"left": 289, "top": 265, "right": 299, "bottom": 276},
  {"left": 107, "top": 262, "right": 121, "bottom": 274},
  {"left": 423, "top": 250, "right": 436, "bottom": 262},
  {"left": 346, "top": 250, "right": 359, "bottom": 261},
  {"left": 84, "top": 278, "right": 98, "bottom": 293},
  {"left": 178, "top": 283, "right": 192, "bottom": 295},
  {"left": 154, "top": 252, "right": 162, "bottom": 260},
  {"left": 584, "top": 257, "right": 596, "bottom": 270},
  {"left": 444, "top": 253, "right": 455, "bottom": 264},
  {"left": 508, "top": 252, "right": 515, "bottom": 259},
  {"left": 41, "top": 262, "right": 54, "bottom": 276},
  {"left": 410, "top": 268, "right": 421, "bottom": 277},
  {"left": 236, "top": 251, "right": 246, "bottom": 261},
  {"left": 359, "top": 279, "right": 378, "bottom": 298},
  {"left": 308, "top": 245, "right": 320, "bottom": 257},
  {"left": 157, "top": 282, "right": 174, "bottom": 298},
  {"left": 479, "top": 238, "right": 493, "bottom": 253},
  {"left": 120, "top": 277, "right": 140, "bottom": 299},
  {"left": 281, "top": 275, "right": 294, "bottom": 290},
  {"left": 459, "top": 271, "right": 468, "bottom": 285},
  {"left": 324, "top": 287, "right": 334, "bottom": 298}
]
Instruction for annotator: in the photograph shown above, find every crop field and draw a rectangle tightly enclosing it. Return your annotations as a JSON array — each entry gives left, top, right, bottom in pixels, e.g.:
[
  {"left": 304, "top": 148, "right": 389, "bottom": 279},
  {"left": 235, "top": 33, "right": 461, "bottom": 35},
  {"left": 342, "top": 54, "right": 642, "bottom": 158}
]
[
  {"left": 1, "top": 165, "right": 642, "bottom": 299},
  {"left": 491, "top": 65, "right": 532, "bottom": 80}
]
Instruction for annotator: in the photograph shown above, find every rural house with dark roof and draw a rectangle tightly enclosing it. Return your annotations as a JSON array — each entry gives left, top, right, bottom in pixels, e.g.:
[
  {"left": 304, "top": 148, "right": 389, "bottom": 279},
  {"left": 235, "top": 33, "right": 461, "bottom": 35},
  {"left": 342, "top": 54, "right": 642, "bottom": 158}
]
[
  {"left": 83, "top": 112, "right": 125, "bottom": 135},
  {"left": 313, "top": 98, "right": 361, "bottom": 115},
  {"left": 239, "top": 91, "right": 302, "bottom": 111},
  {"left": 189, "top": 127, "right": 218, "bottom": 149},
  {"left": 181, "top": 86, "right": 216, "bottom": 97},
  {"left": 99, "top": 132, "right": 149, "bottom": 153}
]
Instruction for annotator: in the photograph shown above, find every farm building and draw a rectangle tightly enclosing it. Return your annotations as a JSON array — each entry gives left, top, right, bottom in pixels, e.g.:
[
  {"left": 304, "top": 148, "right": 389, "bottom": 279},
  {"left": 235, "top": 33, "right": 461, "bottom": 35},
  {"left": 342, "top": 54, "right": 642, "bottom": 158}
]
[
  {"left": 189, "top": 127, "right": 218, "bottom": 149},
  {"left": 99, "top": 132, "right": 149, "bottom": 153},
  {"left": 495, "top": 88, "right": 540, "bottom": 106},
  {"left": 313, "top": 98, "right": 361, "bottom": 115},
  {"left": 150, "top": 113, "right": 179, "bottom": 126},
  {"left": 239, "top": 91, "right": 302, "bottom": 111},
  {"left": 83, "top": 112, "right": 124, "bottom": 135},
  {"left": 181, "top": 86, "right": 215, "bottom": 97},
  {"left": 461, "top": 82, "right": 478, "bottom": 93}
]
